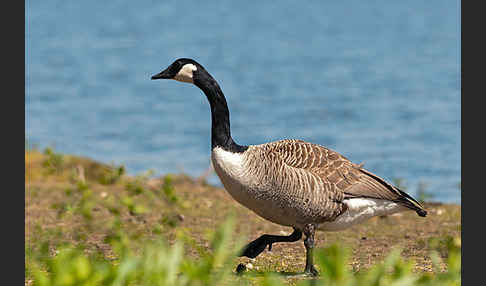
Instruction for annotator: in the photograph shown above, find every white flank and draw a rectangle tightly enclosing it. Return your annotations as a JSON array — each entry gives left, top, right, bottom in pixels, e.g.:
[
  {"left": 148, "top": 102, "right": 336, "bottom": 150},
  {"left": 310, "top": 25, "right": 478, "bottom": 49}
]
[
  {"left": 319, "top": 198, "right": 407, "bottom": 231},
  {"left": 174, "top": 63, "right": 197, "bottom": 83}
]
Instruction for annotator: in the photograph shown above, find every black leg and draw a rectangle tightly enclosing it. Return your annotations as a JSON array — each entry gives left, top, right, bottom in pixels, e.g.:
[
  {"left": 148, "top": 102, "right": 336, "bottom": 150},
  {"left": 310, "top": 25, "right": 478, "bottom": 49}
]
[
  {"left": 239, "top": 228, "right": 302, "bottom": 258},
  {"left": 303, "top": 224, "right": 319, "bottom": 276}
]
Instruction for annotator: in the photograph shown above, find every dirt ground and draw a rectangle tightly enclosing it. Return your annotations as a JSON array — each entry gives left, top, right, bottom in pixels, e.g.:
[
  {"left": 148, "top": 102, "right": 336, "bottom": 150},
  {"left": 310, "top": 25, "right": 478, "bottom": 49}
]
[{"left": 25, "top": 150, "right": 461, "bottom": 279}]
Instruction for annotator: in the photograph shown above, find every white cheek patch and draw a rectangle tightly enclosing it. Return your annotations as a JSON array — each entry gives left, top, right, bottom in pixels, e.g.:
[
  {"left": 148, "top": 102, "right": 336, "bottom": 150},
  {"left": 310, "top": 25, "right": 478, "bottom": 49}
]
[{"left": 174, "top": 63, "right": 197, "bottom": 83}]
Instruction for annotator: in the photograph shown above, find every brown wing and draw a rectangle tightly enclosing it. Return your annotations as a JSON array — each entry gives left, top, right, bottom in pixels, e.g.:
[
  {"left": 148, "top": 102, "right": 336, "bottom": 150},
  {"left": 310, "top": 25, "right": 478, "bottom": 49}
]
[{"left": 268, "top": 139, "right": 426, "bottom": 215}]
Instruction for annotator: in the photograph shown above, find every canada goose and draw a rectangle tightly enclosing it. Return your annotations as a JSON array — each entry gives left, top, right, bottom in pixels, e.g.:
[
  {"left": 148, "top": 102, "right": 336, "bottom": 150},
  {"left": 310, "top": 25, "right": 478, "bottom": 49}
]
[{"left": 151, "top": 58, "right": 427, "bottom": 276}]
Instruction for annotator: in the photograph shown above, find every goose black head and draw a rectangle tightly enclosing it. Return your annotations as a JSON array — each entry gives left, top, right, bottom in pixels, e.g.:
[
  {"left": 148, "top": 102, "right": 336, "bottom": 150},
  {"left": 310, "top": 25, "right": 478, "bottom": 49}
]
[{"left": 151, "top": 58, "right": 203, "bottom": 84}]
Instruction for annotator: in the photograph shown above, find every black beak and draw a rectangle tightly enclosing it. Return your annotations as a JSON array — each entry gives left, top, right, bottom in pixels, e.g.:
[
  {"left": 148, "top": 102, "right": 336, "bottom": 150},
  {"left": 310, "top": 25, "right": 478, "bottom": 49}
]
[{"left": 151, "top": 68, "right": 172, "bottom": 80}]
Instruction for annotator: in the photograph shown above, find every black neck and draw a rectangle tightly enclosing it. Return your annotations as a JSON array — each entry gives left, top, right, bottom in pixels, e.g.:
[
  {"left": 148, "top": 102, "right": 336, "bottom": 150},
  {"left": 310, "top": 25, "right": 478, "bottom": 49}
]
[{"left": 194, "top": 71, "right": 248, "bottom": 153}]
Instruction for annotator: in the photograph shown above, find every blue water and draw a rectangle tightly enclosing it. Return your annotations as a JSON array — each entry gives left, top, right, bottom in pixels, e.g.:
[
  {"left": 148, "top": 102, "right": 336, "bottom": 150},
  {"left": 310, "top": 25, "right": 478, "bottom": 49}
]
[{"left": 26, "top": 1, "right": 461, "bottom": 203}]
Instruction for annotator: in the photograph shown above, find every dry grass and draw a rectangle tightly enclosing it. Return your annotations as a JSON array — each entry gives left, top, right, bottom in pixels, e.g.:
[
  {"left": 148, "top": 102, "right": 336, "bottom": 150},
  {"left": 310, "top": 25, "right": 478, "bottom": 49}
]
[{"left": 25, "top": 149, "right": 461, "bottom": 283}]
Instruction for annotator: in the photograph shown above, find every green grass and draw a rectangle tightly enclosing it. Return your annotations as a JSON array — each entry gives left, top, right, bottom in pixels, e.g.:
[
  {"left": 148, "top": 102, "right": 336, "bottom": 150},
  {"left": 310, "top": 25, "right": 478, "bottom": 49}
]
[
  {"left": 25, "top": 148, "right": 461, "bottom": 285},
  {"left": 25, "top": 218, "right": 461, "bottom": 286}
]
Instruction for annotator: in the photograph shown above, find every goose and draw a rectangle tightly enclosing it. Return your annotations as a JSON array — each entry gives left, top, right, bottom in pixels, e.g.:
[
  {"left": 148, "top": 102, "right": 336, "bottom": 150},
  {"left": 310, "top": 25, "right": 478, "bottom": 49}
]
[{"left": 151, "top": 58, "right": 427, "bottom": 276}]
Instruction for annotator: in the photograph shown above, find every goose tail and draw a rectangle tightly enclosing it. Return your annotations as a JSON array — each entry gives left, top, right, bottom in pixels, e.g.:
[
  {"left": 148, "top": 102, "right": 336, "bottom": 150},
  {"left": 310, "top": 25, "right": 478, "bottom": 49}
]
[{"left": 395, "top": 188, "right": 427, "bottom": 217}]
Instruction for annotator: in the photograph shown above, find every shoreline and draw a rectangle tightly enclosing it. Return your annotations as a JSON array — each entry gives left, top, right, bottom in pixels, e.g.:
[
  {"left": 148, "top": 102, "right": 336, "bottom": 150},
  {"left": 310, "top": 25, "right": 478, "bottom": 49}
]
[{"left": 26, "top": 149, "right": 461, "bottom": 279}]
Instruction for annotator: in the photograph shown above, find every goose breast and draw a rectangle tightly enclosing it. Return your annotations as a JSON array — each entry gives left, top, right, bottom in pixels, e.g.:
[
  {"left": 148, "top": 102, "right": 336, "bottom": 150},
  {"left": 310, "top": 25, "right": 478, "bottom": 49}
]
[{"left": 211, "top": 144, "right": 346, "bottom": 228}]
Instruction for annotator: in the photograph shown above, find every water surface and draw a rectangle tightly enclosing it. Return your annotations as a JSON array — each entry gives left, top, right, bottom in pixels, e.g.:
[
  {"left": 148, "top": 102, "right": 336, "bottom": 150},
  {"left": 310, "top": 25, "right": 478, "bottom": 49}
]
[{"left": 26, "top": 0, "right": 461, "bottom": 203}]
